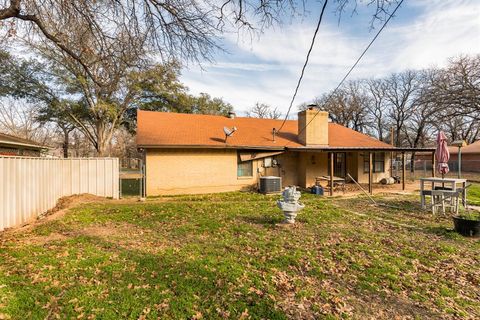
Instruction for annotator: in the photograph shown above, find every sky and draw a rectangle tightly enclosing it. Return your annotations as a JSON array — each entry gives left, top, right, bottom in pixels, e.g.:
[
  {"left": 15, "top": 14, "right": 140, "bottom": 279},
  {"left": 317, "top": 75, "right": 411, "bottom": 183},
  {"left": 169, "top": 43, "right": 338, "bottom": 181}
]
[{"left": 180, "top": 0, "right": 480, "bottom": 116}]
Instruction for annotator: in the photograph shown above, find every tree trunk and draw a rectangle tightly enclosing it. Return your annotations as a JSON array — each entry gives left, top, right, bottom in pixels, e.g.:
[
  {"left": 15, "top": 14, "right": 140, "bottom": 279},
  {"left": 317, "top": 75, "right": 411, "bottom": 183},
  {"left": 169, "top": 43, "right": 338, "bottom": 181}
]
[
  {"left": 96, "top": 139, "right": 109, "bottom": 157},
  {"left": 95, "top": 120, "right": 111, "bottom": 157},
  {"left": 62, "top": 128, "right": 69, "bottom": 158},
  {"left": 411, "top": 152, "right": 416, "bottom": 173},
  {"left": 63, "top": 132, "right": 69, "bottom": 158}
]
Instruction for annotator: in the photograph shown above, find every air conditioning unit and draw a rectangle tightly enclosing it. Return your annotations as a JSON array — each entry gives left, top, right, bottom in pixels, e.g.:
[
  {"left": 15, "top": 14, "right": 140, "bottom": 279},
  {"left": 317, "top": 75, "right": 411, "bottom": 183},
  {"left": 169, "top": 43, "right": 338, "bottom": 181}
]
[{"left": 259, "top": 176, "right": 282, "bottom": 194}]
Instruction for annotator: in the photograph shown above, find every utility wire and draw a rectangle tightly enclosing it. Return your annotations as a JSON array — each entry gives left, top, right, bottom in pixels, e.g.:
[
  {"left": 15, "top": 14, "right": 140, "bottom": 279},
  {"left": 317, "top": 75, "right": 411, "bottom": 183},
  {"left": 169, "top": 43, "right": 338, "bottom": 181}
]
[
  {"left": 289, "top": 0, "right": 405, "bottom": 145},
  {"left": 276, "top": 0, "right": 329, "bottom": 133}
]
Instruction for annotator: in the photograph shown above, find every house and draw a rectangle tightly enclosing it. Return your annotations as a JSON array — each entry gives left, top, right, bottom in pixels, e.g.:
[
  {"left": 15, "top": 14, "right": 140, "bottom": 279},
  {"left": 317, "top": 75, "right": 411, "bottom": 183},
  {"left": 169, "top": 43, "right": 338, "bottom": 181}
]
[
  {"left": 447, "top": 140, "right": 480, "bottom": 172},
  {"left": 137, "top": 108, "right": 434, "bottom": 196},
  {"left": 415, "top": 140, "right": 480, "bottom": 173},
  {"left": 0, "top": 132, "right": 47, "bottom": 157}
]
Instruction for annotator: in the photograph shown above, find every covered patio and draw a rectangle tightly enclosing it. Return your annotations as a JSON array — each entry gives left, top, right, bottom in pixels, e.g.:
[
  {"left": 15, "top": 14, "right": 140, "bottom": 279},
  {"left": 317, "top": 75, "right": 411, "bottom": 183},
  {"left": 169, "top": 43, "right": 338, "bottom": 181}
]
[{"left": 288, "top": 146, "right": 437, "bottom": 196}]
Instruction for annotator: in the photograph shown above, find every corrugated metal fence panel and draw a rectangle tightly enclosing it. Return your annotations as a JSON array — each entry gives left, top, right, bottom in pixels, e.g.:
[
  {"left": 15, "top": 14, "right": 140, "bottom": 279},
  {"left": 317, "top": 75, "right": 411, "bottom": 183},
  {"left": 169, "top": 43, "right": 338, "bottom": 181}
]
[{"left": 0, "top": 157, "right": 119, "bottom": 231}]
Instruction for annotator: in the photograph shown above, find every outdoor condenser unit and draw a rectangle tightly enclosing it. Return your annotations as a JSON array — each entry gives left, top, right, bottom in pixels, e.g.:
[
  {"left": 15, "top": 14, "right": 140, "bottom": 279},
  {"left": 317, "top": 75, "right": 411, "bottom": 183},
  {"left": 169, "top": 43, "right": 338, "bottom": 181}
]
[{"left": 259, "top": 176, "right": 282, "bottom": 194}]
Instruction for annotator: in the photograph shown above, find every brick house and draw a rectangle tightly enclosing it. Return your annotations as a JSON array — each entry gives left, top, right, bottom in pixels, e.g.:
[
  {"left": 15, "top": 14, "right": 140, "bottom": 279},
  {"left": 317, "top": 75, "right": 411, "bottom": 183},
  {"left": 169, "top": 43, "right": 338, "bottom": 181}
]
[
  {"left": 0, "top": 133, "right": 47, "bottom": 157},
  {"left": 447, "top": 141, "right": 480, "bottom": 172},
  {"left": 137, "top": 109, "right": 434, "bottom": 196}
]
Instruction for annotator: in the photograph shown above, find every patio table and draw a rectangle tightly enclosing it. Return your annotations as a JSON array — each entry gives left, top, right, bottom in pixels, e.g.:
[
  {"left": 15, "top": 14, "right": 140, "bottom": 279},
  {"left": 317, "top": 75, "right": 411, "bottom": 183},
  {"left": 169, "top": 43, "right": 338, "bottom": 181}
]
[
  {"left": 419, "top": 177, "right": 467, "bottom": 209},
  {"left": 316, "top": 176, "right": 346, "bottom": 193}
]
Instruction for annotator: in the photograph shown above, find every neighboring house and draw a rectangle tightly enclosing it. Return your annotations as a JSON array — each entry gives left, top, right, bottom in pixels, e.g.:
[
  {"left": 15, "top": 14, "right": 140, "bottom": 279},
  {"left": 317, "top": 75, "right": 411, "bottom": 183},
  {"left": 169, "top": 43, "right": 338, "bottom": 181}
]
[
  {"left": 416, "top": 140, "right": 480, "bottom": 172},
  {"left": 0, "top": 132, "right": 47, "bottom": 157},
  {"left": 137, "top": 108, "right": 433, "bottom": 195},
  {"left": 448, "top": 141, "right": 480, "bottom": 172}
]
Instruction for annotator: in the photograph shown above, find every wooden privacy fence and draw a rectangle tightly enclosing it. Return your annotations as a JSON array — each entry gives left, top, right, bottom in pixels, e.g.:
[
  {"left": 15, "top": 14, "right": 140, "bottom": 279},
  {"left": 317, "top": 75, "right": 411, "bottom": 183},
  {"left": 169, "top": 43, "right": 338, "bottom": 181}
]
[{"left": 0, "top": 157, "right": 119, "bottom": 231}]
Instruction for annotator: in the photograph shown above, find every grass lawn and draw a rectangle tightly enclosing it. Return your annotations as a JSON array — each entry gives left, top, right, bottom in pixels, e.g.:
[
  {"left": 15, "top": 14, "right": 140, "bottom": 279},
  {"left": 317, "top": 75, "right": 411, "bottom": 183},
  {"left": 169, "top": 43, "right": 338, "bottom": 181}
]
[
  {"left": 0, "top": 192, "right": 479, "bottom": 319},
  {"left": 468, "top": 183, "right": 480, "bottom": 206}
]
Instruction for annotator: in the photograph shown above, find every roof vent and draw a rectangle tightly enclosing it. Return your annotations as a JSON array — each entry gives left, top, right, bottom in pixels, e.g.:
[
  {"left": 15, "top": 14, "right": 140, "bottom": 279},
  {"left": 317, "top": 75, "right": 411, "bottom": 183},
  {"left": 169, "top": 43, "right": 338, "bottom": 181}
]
[{"left": 228, "top": 111, "right": 236, "bottom": 119}]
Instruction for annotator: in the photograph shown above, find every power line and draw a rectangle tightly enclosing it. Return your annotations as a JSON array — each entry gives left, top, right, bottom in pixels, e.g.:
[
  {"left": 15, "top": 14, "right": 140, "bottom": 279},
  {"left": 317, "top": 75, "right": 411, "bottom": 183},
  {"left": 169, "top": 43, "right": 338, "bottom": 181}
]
[
  {"left": 290, "top": 0, "right": 405, "bottom": 145},
  {"left": 277, "top": 0, "right": 329, "bottom": 133}
]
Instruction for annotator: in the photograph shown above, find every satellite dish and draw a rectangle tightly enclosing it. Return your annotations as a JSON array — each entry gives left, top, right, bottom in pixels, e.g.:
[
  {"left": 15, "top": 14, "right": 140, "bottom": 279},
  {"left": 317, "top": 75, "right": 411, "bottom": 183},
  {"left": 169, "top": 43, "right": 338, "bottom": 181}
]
[
  {"left": 223, "top": 126, "right": 237, "bottom": 142},
  {"left": 223, "top": 126, "right": 236, "bottom": 136}
]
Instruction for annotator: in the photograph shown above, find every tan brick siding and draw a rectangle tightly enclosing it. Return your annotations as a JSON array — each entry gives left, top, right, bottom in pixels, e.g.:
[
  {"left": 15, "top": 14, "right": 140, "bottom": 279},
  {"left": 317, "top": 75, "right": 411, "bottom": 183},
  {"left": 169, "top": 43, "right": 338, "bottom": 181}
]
[{"left": 145, "top": 149, "right": 392, "bottom": 195}]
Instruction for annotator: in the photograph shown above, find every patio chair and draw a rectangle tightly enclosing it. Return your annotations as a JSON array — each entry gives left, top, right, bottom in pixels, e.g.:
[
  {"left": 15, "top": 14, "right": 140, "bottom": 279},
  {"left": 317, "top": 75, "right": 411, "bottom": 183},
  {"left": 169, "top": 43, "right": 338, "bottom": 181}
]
[
  {"left": 430, "top": 190, "right": 462, "bottom": 216},
  {"left": 430, "top": 190, "right": 447, "bottom": 216},
  {"left": 439, "top": 184, "right": 471, "bottom": 209}
]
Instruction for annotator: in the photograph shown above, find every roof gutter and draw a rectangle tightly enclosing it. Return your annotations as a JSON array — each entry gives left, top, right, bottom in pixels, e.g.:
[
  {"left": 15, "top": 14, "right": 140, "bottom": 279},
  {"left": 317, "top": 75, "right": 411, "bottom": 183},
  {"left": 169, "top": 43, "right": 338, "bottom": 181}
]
[
  {"left": 138, "top": 144, "right": 436, "bottom": 153},
  {"left": 287, "top": 147, "right": 437, "bottom": 152},
  {"left": 0, "top": 141, "right": 50, "bottom": 150},
  {"left": 137, "top": 144, "right": 286, "bottom": 151}
]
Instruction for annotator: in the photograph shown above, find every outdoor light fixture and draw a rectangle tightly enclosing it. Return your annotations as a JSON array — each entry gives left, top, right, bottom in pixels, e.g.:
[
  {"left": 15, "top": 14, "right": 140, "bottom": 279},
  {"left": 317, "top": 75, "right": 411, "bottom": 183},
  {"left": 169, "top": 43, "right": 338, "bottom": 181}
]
[{"left": 451, "top": 140, "right": 467, "bottom": 178}]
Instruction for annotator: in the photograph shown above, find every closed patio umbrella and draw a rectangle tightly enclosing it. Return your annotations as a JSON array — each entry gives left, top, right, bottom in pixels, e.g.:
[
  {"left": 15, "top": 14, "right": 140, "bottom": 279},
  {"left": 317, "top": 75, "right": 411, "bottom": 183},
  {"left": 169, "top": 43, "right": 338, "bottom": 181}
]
[{"left": 435, "top": 131, "right": 450, "bottom": 178}]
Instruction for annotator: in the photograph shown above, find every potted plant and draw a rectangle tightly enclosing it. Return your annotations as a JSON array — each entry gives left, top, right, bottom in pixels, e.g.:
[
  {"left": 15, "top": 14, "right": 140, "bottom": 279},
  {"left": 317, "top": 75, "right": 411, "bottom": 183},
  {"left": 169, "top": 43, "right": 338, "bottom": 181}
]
[{"left": 453, "top": 210, "right": 480, "bottom": 237}]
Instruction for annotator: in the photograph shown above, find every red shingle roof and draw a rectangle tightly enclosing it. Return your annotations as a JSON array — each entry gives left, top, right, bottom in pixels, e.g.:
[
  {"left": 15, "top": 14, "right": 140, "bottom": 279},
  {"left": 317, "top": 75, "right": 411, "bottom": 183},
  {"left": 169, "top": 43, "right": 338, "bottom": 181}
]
[{"left": 136, "top": 110, "right": 393, "bottom": 149}]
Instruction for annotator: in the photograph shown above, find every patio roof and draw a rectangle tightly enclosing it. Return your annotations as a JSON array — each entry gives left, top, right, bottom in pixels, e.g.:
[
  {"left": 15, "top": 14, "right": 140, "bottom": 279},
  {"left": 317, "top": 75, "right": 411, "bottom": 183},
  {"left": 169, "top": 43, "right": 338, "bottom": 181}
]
[{"left": 287, "top": 146, "right": 436, "bottom": 152}]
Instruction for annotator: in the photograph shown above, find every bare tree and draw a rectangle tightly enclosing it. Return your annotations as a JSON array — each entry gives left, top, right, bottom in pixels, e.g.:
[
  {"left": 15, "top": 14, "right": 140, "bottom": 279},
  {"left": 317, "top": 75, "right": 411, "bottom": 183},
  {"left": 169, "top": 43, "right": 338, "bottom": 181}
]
[
  {"left": 304, "top": 55, "right": 479, "bottom": 149},
  {"left": 69, "top": 130, "right": 95, "bottom": 158},
  {"left": 0, "top": 97, "right": 51, "bottom": 143},
  {"left": 440, "top": 115, "right": 480, "bottom": 144},
  {"left": 313, "top": 80, "right": 369, "bottom": 132},
  {"left": 428, "top": 55, "right": 480, "bottom": 120},
  {"left": 246, "top": 102, "right": 282, "bottom": 119},
  {"left": 0, "top": 0, "right": 403, "bottom": 77},
  {"left": 422, "top": 55, "right": 480, "bottom": 144},
  {"left": 364, "top": 78, "right": 388, "bottom": 141},
  {"left": 384, "top": 70, "right": 422, "bottom": 147}
]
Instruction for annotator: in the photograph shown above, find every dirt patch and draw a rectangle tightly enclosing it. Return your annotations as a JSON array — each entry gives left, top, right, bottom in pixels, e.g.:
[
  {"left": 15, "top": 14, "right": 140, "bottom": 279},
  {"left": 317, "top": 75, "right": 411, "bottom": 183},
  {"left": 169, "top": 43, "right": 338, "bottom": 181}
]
[
  {"left": 2, "top": 194, "right": 152, "bottom": 236},
  {"left": 19, "top": 232, "right": 69, "bottom": 246},
  {"left": 41, "top": 194, "right": 106, "bottom": 220},
  {"left": 14, "top": 221, "right": 171, "bottom": 254},
  {"left": 4, "top": 194, "right": 106, "bottom": 235},
  {"left": 76, "top": 223, "right": 169, "bottom": 253}
]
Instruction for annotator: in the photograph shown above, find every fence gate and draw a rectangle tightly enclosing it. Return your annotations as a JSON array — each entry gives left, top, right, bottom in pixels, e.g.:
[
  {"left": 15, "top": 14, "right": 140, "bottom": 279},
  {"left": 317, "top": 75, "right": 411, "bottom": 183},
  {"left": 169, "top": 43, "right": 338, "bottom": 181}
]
[{"left": 119, "top": 158, "right": 146, "bottom": 198}]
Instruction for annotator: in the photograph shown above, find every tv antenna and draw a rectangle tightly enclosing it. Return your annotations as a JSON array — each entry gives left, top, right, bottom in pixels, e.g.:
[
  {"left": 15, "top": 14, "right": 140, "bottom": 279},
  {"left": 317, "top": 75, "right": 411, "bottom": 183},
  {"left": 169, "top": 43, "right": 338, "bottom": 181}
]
[{"left": 223, "top": 126, "right": 237, "bottom": 143}]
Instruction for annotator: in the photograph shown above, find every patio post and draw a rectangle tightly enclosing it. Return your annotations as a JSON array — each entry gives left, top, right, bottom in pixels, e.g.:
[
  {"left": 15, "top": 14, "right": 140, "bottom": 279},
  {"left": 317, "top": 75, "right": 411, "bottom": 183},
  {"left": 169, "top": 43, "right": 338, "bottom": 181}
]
[
  {"left": 402, "top": 151, "right": 406, "bottom": 190},
  {"left": 368, "top": 152, "right": 373, "bottom": 194},
  {"left": 412, "top": 152, "right": 416, "bottom": 180},
  {"left": 329, "top": 152, "right": 334, "bottom": 196},
  {"left": 431, "top": 151, "right": 435, "bottom": 177}
]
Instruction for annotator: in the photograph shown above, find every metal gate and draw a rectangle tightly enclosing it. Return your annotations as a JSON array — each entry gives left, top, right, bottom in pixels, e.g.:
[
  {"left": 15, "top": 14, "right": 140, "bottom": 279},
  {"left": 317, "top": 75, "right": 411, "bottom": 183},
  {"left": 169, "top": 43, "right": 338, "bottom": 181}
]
[{"left": 119, "top": 158, "right": 145, "bottom": 198}]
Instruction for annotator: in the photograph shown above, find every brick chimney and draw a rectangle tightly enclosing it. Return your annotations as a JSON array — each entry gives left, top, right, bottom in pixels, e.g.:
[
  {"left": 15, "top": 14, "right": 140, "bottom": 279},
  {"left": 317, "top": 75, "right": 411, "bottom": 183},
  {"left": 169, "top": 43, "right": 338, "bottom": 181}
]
[{"left": 297, "top": 107, "right": 329, "bottom": 146}]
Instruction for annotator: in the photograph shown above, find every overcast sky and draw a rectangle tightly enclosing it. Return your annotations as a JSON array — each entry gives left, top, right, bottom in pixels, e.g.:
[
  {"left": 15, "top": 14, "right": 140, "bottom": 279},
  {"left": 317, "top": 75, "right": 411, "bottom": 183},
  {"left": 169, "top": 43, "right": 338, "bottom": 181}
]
[{"left": 180, "top": 0, "right": 480, "bottom": 116}]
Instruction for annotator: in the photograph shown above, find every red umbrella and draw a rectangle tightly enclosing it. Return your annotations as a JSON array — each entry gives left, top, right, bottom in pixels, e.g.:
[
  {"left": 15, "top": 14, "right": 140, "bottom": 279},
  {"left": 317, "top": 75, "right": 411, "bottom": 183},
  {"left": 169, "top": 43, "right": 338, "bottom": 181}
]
[{"left": 435, "top": 131, "right": 450, "bottom": 178}]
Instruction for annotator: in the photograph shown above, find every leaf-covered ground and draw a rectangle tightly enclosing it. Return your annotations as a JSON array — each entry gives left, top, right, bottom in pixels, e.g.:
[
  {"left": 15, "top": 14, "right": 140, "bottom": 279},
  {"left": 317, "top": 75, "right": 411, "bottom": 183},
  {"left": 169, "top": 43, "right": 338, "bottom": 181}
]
[{"left": 0, "top": 192, "right": 479, "bottom": 319}]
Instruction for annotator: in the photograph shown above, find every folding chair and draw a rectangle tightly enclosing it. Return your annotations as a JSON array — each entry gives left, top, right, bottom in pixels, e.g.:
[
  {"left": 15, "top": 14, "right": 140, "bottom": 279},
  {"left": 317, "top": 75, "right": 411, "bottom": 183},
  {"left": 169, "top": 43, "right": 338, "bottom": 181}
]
[{"left": 430, "top": 190, "right": 446, "bottom": 216}]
